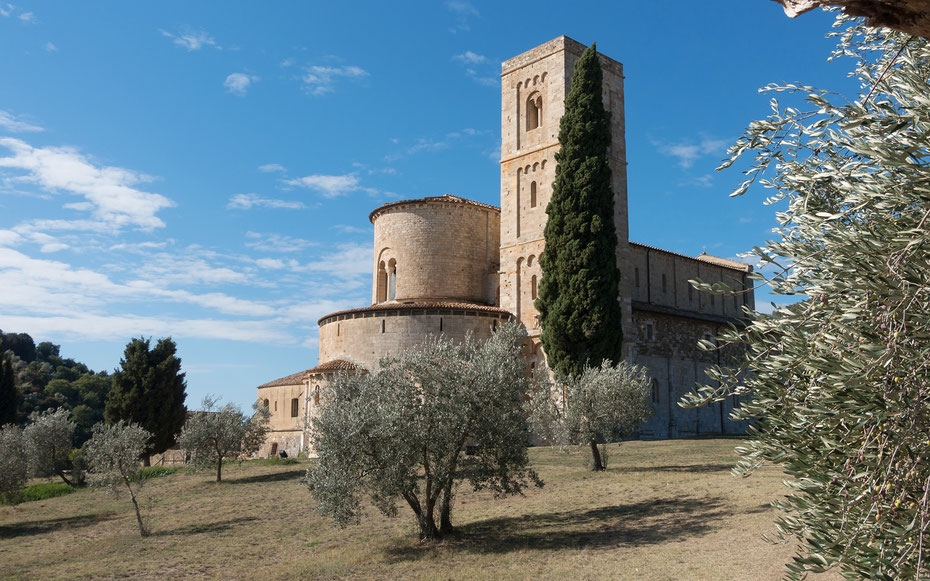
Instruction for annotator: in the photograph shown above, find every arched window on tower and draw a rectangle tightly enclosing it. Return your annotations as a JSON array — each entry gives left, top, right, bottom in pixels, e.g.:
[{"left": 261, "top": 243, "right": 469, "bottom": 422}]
[
  {"left": 388, "top": 258, "right": 397, "bottom": 301},
  {"left": 377, "top": 261, "right": 387, "bottom": 303},
  {"left": 262, "top": 399, "right": 269, "bottom": 409},
  {"left": 531, "top": 274, "right": 537, "bottom": 300},
  {"left": 526, "top": 93, "right": 542, "bottom": 131},
  {"left": 530, "top": 181, "right": 537, "bottom": 208}
]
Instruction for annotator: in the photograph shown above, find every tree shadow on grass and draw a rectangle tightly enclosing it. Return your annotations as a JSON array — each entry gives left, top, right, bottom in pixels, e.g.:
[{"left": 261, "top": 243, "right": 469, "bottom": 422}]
[
  {"left": 226, "top": 467, "right": 304, "bottom": 485},
  {"left": 387, "top": 496, "right": 730, "bottom": 560},
  {"left": 155, "top": 516, "right": 259, "bottom": 536},
  {"left": 623, "top": 463, "right": 734, "bottom": 474},
  {"left": 0, "top": 513, "right": 117, "bottom": 539}
]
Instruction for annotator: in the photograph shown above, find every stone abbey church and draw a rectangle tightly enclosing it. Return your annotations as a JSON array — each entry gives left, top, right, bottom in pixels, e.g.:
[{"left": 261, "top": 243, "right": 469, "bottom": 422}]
[{"left": 257, "top": 36, "right": 754, "bottom": 457}]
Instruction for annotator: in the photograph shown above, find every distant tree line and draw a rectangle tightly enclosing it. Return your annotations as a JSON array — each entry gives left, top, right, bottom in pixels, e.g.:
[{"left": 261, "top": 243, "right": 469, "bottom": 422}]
[{"left": 0, "top": 329, "right": 112, "bottom": 445}]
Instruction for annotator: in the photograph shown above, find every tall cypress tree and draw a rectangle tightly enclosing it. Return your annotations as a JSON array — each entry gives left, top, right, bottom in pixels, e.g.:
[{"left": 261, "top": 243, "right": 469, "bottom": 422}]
[
  {"left": 105, "top": 337, "right": 187, "bottom": 464},
  {"left": 0, "top": 353, "right": 21, "bottom": 426},
  {"left": 536, "top": 43, "right": 623, "bottom": 377}
]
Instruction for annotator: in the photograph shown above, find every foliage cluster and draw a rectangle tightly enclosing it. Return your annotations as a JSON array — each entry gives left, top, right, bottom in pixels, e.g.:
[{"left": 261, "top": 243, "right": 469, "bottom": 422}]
[
  {"left": 84, "top": 421, "right": 153, "bottom": 536},
  {"left": 529, "top": 361, "right": 654, "bottom": 471},
  {"left": 178, "top": 395, "right": 270, "bottom": 482},
  {"left": 106, "top": 337, "right": 188, "bottom": 463},
  {"left": 537, "top": 42, "right": 623, "bottom": 377},
  {"left": 1, "top": 330, "right": 111, "bottom": 446},
  {"left": 0, "top": 424, "right": 27, "bottom": 503},
  {"left": 682, "top": 17, "right": 930, "bottom": 579},
  {"left": 306, "top": 323, "right": 541, "bottom": 540},
  {"left": 0, "top": 482, "right": 79, "bottom": 506}
]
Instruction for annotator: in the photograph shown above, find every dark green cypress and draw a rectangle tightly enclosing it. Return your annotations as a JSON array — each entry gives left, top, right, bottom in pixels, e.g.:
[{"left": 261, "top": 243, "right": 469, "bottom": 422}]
[
  {"left": 105, "top": 337, "right": 187, "bottom": 463},
  {"left": 0, "top": 354, "right": 21, "bottom": 426},
  {"left": 536, "top": 42, "right": 623, "bottom": 377}
]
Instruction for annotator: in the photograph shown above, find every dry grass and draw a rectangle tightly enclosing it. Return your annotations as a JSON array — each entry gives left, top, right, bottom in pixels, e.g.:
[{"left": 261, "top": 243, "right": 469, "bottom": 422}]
[{"left": 0, "top": 439, "right": 839, "bottom": 580}]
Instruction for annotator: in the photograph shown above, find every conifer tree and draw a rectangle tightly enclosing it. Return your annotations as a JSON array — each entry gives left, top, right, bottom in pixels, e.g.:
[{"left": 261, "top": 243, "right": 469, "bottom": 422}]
[
  {"left": 537, "top": 42, "right": 623, "bottom": 377},
  {"left": 0, "top": 353, "right": 20, "bottom": 426},
  {"left": 105, "top": 337, "right": 187, "bottom": 465}
]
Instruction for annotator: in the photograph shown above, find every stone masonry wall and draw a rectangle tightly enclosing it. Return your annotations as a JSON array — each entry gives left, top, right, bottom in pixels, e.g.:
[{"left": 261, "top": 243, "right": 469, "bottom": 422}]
[
  {"left": 631, "top": 310, "right": 749, "bottom": 439},
  {"left": 257, "top": 381, "right": 307, "bottom": 457},
  {"left": 319, "top": 309, "right": 510, "bottom": 372},
  {"left": 371, "top": 201, "right": 500, "bottom": 305},
  {"left": 500, "top": 36, "right": 633, "bottom": 346}
]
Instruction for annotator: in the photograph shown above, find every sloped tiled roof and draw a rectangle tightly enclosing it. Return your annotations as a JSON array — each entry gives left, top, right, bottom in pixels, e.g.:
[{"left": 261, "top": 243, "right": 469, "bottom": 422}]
[
  {"left": 695, "top": 252, "right": 753, "bottom": 272},
  {"left": 257, "top": 369, "right": 311, "bottom": 389},
  {"left": 630, "top": 242, "right": 752, "bottom": 273},
  {"left": 369, "top": 194, "right": 500, "bottom": 223},
  {"left": 319, "top": 300, "right": 514, "bottom": 325},
  {"left": 307, "top": 360, "right": 363, "bottom": 374}
]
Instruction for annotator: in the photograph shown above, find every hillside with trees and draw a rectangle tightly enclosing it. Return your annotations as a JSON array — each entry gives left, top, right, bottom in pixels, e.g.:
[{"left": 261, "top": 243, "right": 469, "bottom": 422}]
[{"left": 1, "top": 329, "right": 112, "bottom": 446}]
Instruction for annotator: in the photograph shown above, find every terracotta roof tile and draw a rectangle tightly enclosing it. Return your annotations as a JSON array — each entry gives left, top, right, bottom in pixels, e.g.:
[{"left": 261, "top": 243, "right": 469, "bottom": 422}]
[
  {"left": 369, "top": 194, "right": 500, "bottom": 223},
  {"left": 307, "top": 360, "right": 363, "bottom": 374},
  {"left": 630, "top": 242, "right": 752, "bottom": 273},
  {"left": 319, "top": 300, "right": 514, "bottom": 326},
  {"left": 257, "top": 369, "right": 311, "bottom": 389}
]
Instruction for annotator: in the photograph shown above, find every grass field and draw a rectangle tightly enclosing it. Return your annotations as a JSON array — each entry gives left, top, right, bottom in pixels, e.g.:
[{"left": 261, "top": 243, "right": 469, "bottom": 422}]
[{"left": 0, "top": 439, "right": 839, "bottom": 580}]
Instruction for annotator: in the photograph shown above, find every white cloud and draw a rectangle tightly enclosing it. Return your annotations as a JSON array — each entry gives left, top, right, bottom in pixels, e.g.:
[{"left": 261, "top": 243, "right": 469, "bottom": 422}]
[
  {"left": 446, "top": 1, "right": 478, "bottom": 31},
  {"left": 244, "top": 231, "right": 316, "bottom": 253},
  {"left": 224, "top": 72, "right": 258, "bottom": 96},
  {"left": 227, "top": 193, "right": 306, "bottom": 210},
  {"left": 17, "top": 10, "right": 33, "bottom": 22},
  {"left": 44, "top": 42, "right": 57, "bottom": 53},
  {"left": 678, "top": 174, "right": 714, "bottom": 188},
  {"left": 332, "top": 224, "right": 370, "bottom": 235},
  {"left": 0, "top": 229, "right": 24, "bottom": 247},
  {"left": 0, "top": 313, "right": 292, "bottom": 343},
  {"left": 0, "top": 4, "right": 10, "bottom": 17},
  {"left": 652, "top": 136, "right": 729, "bottom": 169},
  {"left": 453, "top": 51, "right": 486, "bottom": 65},
  {"left": 0, "top": 137, "right": 174, "bottom": 231},
  {"left": 258, "top": 163, "right": 286, "bottom": 173},
  {"left": 283, "top": 173, "right": 360, "bottom": 198},
  {"left": 295, "top": 243, "right": 370, "bottom": 277},
  {"left": 301, "top": 65, "right": 368, "bottom": 96},
  {"left": 0, "top": 110, "right": 43, "bottom": 132},
  {"left": 159, "top": 28, "right": 219, "bottom": 51}
]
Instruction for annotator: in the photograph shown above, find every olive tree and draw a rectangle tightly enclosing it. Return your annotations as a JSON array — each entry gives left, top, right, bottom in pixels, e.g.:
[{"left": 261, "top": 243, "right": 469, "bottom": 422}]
[
  {"left": 306, "top": 323, "right": 542, "bottom": 540},
  {"left": 178, "top": 396, "right": 270, "bottom": 482},
  {"left": 23, "top": 408, "right": 77, "bottom": 486},
  {"left": 681, "top": 17, "right": 930, "bottom": 579},
  {"left": 0, "top": 424, "right": 27, "bottom": 504},
  {"left": 84, "top": 421, "right": 152, "bottom": 537},
  {"left": 529, "top": 361, "right": 653, "bottom": 471}
]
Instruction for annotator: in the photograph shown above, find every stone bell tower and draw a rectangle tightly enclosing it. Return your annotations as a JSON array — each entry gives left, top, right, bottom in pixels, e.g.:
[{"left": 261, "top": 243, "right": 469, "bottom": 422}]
[{"left": 498, "top": 35, "right": 634, "bottom": 358}]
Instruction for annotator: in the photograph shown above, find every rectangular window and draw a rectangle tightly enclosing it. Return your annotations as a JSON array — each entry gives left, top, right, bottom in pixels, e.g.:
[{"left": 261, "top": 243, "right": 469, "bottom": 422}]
[
  {"left": 290, "top": 398, "right": 299, "bottom": 418},
  {"left": 645, "top": 322, "right": 655, "bottom": 341}
]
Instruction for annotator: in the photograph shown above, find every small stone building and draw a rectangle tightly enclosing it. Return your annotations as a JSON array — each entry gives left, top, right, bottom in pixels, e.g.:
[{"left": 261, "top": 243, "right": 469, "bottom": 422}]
[{"left": 256, "top": 35, "right": 754, "bottom": 456}]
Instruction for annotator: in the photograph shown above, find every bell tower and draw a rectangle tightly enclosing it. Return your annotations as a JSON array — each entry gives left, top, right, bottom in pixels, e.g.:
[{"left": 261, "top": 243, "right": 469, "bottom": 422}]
[{"left": 498, "top": 35, "right": 634, "bottom": 353}]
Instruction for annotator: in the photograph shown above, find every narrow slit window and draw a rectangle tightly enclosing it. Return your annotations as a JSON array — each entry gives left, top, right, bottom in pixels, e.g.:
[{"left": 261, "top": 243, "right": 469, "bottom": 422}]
[
  {"left": 531, "top": 275, "right": 537, "bottom": 300},
  {"left": 651, "top": 379, "right": 660, "bottom": 403},
  {"left": 635, "top": 267, "right": 640, "bottom": 288},
  {"left": 440, "top": 317, "right": 444, "bottom": 332},
  {"left": 530, "top": 181, "right": 537, "bottom": 208},
  {"left": 381, "top": 319, "right": 385, "bottom": 333},
  {"left": 388, "top": 259, "right": 397, "bottom": 301},
  {"left": 646, "top": 322, "right": 655, "bottom": 341},
  {"left": 314, "top": 386, "right": 320, "bottom": 405},
  {"left": 688, "top": 284, "right": 693, "bottom": 303},
  {"left": 662, "top": 274, "right": 667, "bottom": 293}
]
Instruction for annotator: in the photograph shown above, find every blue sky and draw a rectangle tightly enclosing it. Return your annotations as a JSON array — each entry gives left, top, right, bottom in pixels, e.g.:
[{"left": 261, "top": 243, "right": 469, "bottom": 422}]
[{"left": 0, "top": 2, "right": 851, "bottom": 410}]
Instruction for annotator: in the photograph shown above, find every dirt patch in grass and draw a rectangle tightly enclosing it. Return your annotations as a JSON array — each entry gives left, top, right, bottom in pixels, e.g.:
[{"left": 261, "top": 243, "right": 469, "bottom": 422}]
[{"left": 0, "top": 439, "right": 841, "bottom": 580}]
